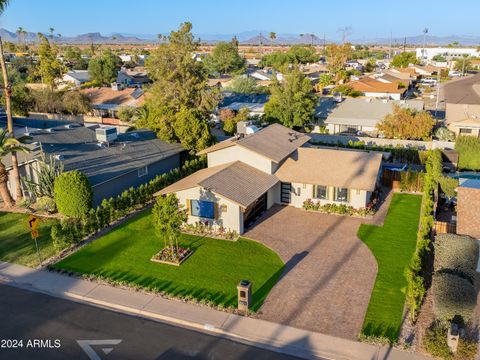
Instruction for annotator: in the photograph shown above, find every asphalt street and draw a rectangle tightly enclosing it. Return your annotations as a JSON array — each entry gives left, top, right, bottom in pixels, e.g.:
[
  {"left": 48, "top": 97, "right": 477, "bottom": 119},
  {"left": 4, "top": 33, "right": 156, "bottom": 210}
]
[{"left": 0, "top": 284, "right": 300, "bottom": 360}]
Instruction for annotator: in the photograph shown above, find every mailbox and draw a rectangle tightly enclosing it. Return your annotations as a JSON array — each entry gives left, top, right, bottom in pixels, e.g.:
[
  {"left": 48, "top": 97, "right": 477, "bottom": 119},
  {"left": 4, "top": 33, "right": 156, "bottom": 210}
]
[
  {"left": 447, "top": 323, "right": 460, "bottom": 353},
  {"left": 237, "top": 280, "right": 252, "bottom": 312}
]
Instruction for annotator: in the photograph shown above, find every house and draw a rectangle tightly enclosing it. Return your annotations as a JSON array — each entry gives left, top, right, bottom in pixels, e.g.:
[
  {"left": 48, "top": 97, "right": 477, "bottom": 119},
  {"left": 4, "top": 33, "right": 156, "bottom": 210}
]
[
  {"left": 60, "top": 70, "right": 90, "bottom": 88},
  {"left": 456, "top": 179, "right": 480, "bottom": 239},
  {"left": 348, "top": 77, "right": 407, "bottom": 100},
  {"left": 318, "top": 97, "right": 425, "bottom": 136},
  {"left": 444, "top": 74, "right": 480, "bottom": 137},
  {"left": 218, "top": 93, "right": 270, "bottom": 117},
  {"left": 116, "top": 68, "right": 151, "bottom": 88},
  {"left": 2, "top": 124, "right": 184, "bottom": 206},
  {"left": 157, "top": 124, "right": 382, "bottom": 234},
  {"left": 81, "top": 86, "right": 144, "bottom": 118}
]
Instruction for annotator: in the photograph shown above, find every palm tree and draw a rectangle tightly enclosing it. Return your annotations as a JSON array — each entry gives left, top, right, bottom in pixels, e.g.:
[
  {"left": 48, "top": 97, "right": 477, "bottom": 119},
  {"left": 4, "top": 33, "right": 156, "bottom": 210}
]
[
  {"left": 0, "top": 0, "right": 24, "bottom": 202},
  {"left": 16, "top": 26, "right": 23, "bottom": 45},
  {"left": 57, "top": 33, "right": 62, "bottom": 43},
  {"left": 0, "top": 129, "right": 29, "bottom": 207},
  {"left": 269, "top": 31, "right": 277, "bottom": 45},
  {"left": 299, "top": 33, "right": 304, "bottom": 44}
]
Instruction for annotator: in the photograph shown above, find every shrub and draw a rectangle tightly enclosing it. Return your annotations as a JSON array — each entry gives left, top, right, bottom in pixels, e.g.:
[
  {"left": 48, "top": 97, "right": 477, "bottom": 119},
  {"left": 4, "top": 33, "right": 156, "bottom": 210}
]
[
  {"left": 456, "top": 136, "right": 480, "bottom": 171},
  {"left": 439, "top": 176, "right": 458, "bottom": 198},
  {"left": 51, "top": 219, "right": 83, "bottom": 251},
  {"left": 432, "top": 273, "right": 476, "bottom": 322},
  {"left": 435, "top": 127, "right": 456, "bottom": 142},
  {"left": 434, "top": 234, "right": 479, "bottom": 283},
  {"left": 423, "top": 322, "right": 453, "bottom": 360},
  {"left": 35, "top": 196, "right": 57, "bottom": 213},
  {"left": 54, "top": 170, "right": 93, "bottom": 218}
]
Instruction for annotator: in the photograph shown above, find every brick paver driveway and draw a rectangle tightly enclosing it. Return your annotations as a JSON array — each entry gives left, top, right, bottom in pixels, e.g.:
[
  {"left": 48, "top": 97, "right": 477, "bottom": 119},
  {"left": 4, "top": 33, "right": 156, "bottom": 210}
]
[{"left": 244, "top": 205, "right": 379, "bottom": 340}]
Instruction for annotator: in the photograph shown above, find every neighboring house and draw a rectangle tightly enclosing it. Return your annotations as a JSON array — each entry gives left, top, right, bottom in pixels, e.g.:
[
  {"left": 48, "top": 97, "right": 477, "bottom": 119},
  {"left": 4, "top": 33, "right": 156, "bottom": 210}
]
[
  {"left": 157, "top": 124, "right": 382, "bottom": 234},
  {"left": 317, "top": 97, "right": 425, "bottom": 136},
  {"left": 81, "top": 86, "right": 144, "bottom": 118},
  {"left": 444, "top": 76, "right": 480, "bottom": 137},
  {"left": 218, "top": 93, "right": 270, "bottom": 117},
  {"left": 2, "top": 124, "right": 184, "bottom": 206},
  {"left": 348, "top": 77, "right": 407, "bottom": 100},
  {"left": 119, "top": 54, "right": 148, "bottom": 65},
  {"left": 116, "top": 68, "right": 151, "bottom": 88},
  {"left": 60, "top": 70, "right": 90, "bottom": 88},
  {"left": 456, "top": 179, "right": 480, "bottom": 239}
]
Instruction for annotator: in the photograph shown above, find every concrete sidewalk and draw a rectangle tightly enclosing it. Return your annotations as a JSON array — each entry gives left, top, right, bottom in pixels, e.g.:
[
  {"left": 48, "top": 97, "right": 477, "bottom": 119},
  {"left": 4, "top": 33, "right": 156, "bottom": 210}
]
[{"left": 0, "top": 261, "right": 430, "bottom": 360}]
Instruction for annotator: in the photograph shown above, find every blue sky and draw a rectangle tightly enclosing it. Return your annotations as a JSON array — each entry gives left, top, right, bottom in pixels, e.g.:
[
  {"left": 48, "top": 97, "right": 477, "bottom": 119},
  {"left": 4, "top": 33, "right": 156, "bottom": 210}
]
[{"left": 1, "top": 0, "right": 479, "bottom": 40}]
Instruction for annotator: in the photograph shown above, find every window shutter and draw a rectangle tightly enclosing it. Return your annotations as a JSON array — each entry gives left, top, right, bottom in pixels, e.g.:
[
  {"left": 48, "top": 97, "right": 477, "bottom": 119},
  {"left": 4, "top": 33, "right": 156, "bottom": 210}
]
[
  {"left": 186, "top": 199, "right": 191, "bottom": 215},
  {"left": 214, "top": 203, "right": 219, "bottom": 219}
]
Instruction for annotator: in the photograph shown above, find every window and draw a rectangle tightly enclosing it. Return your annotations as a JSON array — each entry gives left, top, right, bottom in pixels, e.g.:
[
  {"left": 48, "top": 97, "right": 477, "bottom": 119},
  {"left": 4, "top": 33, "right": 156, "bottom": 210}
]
[
  {"left": 191, "top": 200, "right": 215, "bottom": 219},
  {"left": 137, "top": 166, "right": 148, "bottom": 177},
  {"left": 313, "top": 185, "right": 328, "bottom": 200},
  {"left": 334, "top": 187, "right": 348, "bottom": 202},
  {"left": 459, "top": 128, "right": 472, "bottom": 135}
]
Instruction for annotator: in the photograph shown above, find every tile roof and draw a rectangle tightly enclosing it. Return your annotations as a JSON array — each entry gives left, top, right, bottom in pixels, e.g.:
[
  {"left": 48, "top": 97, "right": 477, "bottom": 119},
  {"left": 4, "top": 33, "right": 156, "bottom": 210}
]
[
  {"left": 158, "top": 161, "right": 279, "bottom": 208},
  {"left": 275, "top": 147, "right": 383, "bottom": 192},
  {"left": 197, "top": 123, "right": 311, "bottom": 163},
  {"left": 349, "top": 77, "right": 407, "bottom": 94}
]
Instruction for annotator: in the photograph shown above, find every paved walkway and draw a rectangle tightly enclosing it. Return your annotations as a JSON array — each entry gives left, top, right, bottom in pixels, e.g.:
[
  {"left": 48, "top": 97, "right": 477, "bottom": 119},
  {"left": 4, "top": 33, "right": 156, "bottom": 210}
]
[{"left": 0, "top": 261, "right": 430, "bottom": 360}]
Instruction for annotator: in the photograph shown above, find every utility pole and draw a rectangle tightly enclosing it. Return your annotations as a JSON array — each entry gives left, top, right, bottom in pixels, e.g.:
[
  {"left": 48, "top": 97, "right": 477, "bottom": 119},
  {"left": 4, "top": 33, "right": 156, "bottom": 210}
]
[
  {"left": 422, "top": 28, "right": 428, "bottom": 61},
  {"left": 389, "top": 31, "right": 392, "bottom": 59},
  {"left": 403, "top": 36, "right": 406, "bottom": 53},
  {"left": 323, "top": 33, "right": 326, "bottom": 55}
]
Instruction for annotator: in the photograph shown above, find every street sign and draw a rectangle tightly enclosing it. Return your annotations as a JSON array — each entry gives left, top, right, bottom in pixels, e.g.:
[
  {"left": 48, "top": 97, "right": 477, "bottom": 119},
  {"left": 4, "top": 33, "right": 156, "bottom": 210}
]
[
  {"left": 31, "top": 229, "right": 39, "bottom": 239},
  {"left": 28, "top": 214, "right": 40, "bottom": 230}
]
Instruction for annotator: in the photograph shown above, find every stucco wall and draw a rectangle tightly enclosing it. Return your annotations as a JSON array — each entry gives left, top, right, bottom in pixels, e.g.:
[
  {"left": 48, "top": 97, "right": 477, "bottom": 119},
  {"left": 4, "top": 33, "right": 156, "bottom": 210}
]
[
  {"left": 92, "top": 153, "right": 181, "bottom": 206},
  {"left": 173, "top": 186, "right": 243, "bottom": 234},
  {"left": 207, "top": 145, "right": 275, "bottom": 174},
  {"left": 286, "top": 182, "right": 368, "bottom": 209}
]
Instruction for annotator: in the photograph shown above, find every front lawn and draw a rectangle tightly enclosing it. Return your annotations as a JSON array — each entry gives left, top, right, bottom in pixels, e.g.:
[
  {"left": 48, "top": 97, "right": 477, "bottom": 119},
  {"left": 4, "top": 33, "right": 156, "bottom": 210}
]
[
  {"left": 0, "top": 212, "right": 58, "bottom": 267},
  {"left": 53, "top": 209, "right": 284, "bottom": 311},
  {"left": 358, "top": 193, "right": 422, "bottom": 341}
]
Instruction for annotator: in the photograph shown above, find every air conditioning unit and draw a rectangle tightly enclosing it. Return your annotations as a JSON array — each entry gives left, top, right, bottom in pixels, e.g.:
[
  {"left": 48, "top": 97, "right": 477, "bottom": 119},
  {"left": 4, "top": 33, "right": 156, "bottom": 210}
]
[{"left": 95, "top": 126, "right": 118, "bottom": 143}]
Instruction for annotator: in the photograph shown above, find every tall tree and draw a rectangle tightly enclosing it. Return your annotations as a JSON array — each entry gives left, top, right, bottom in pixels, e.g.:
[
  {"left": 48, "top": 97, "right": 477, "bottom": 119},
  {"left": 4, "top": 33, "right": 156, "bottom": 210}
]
[
  {"left": 264, "top": 68, "right": 316, "bottom": 128},
  {"left": 203, "top": 39, "right": 245, "bottom": 75},
  {"left": 377, "top": 105, "right": 434, "bottom": 140},
  {"left": 390, "top": 52, "right": 419, "bottom": 68},
  {"left": 140, "top": 22, "right": 218, "bottom": 153},
  {"left": 269, "top": 32, "right": 277, "bottom": 44},
  {"left": 37, "top": 33, "right": 63, "bottom": 88},
  {"left": 0, "top": 129, "right": 29, "bottom": 207},
  {"left": 326, "top": 43, "right": 352, "bottom": 83},
  {"left": 88, "top": 50, "right": 121, "bottom": 85},
  {"left": 0, "top": 0, "right": 24, "bottom": 201},
  {"left": 48, "top": 27, "right": 55, "bottom": 41}
]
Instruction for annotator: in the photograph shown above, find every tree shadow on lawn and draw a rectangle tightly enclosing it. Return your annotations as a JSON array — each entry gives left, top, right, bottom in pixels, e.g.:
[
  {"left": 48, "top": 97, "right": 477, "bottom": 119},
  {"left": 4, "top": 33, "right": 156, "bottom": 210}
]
[{"left": 362, "top": 321, "right": 400, "bottom": 343}]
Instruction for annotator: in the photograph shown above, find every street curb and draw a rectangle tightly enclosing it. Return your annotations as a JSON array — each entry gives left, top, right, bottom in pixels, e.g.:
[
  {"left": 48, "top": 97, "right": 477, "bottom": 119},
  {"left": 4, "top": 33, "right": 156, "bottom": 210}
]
[{"left": 0, "top": 277, "right": 336, "bottom": 360}]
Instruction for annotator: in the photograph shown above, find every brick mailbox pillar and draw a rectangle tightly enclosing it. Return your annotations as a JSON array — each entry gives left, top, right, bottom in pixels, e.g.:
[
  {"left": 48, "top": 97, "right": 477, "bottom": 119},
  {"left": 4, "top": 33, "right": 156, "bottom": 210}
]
[{"left": 237, "top": 280, "right": 252, "bottom": 313}]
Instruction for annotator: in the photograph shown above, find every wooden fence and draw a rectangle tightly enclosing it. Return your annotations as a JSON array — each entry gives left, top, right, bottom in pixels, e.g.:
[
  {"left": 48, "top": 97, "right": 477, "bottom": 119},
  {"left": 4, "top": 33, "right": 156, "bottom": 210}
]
[{"left": 434, "top": 221, "right": 456, "bottom": 234}]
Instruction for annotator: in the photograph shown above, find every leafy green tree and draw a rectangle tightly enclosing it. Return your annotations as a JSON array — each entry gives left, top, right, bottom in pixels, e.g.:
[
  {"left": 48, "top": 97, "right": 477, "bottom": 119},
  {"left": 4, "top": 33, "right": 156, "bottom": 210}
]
[
  {"left": 377, "top": 105, "right": 434, "bottom": 140},
  {"left": 326, "top": 43, "right": 353, "bottom": 83},
  {"left": 454, "top": 55, "right": 472, "bottom": 74},
  {"left": 223, "top": 107, "right": 249, "bottom": 135},
  {"left": 204, "top": 40, "right": 245, "bottom": 75},
  {"left": 88, "top": 50, "right": 121, "bottom": 85},
  {"left": 36, "top": 33, "right": 63, "bottom": 88},
  {"left": 116, "top": 106, "right": 136, "bottom": 122},
  {"left": 0, "top": 129, "right": 30, "bottom": 207},
  {"left": 332, "top": 84, "right": 363, "bottom": 97},
  {"left": 1, "top": 83, "right": 33, "bottom": 116},
  {"left": 226, "top": 75, "right": 267, "bottom": 94},
  {"left": 63, "top": 46, "right": 88, "bottom": 70},
  {"left": 152, "top": 193, "right": 187, "bottom": 258},
  {"left": 54, "top": 170, "right": 93, "bottom": 218},
  {"left": 140, "top": 22, "right": 218, "bottom": 152},
  {"left": 391, "top": 52, "right": 419, "bottom": 68},
  {"left": 432, "top": 54, "right": 446, "bottom": 62},
  {"left": 288, "top": 45, "right": 319, "bottom": 63},
  {"left": 174, "top": 107, "right": 213, "bottom": 153},
  {"left": 264, "top": 69, "right": 316, "bottom": 128}
]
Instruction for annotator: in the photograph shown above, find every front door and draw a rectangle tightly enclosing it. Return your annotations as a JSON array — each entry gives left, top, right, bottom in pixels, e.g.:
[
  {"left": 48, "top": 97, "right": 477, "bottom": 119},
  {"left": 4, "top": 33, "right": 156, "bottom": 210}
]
[{"left": 281, "top": 182, "right": 291, "bottom": 204}]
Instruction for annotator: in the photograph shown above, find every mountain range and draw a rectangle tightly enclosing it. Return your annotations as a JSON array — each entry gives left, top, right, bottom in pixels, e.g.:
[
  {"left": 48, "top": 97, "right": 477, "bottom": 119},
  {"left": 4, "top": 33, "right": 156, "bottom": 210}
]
[{"left": 1, "top": 28, "right": 480, "bottom": 46}]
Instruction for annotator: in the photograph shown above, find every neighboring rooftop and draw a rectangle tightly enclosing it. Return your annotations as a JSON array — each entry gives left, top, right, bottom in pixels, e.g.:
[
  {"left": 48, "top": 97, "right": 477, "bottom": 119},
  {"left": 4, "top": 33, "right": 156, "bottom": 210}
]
[
  {"left": 64, "top": 70, "right": 90, "bottom": 82},
  {"left": 323, "top": 98, "right": 425, "bottom": 127},
  {"left": 7, "top": 125, "right": 184, "bottom": 186},
  {"left": 80, "top": 87, "right": 144, "bottom": 110},
  {"left": 443, "top": 73, "right": 480, "bottom": 105},
  {"left": 158, "top": 161, "right": 279, "bottom": 208},
  {"left": 275, "top": 147, "right": 383, "bottom": 192},
  {"left": 219, "top": 92, "right": 270, "bottom": 108},
  {"left": 349, "top": 77, "right": 407, "bottom": 95}
]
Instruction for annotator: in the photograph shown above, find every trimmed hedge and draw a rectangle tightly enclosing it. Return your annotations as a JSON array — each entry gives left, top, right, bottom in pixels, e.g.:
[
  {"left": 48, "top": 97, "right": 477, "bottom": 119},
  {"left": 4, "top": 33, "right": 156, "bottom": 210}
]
[
  {"left": 54, "top": 170, "right": 93, "bottom": 218},
  {"left": 434, "top": 234, "right": 479, "bottom": 283},
  {"left": 432, "top": 272, "right": 476, "bottom": 322}
]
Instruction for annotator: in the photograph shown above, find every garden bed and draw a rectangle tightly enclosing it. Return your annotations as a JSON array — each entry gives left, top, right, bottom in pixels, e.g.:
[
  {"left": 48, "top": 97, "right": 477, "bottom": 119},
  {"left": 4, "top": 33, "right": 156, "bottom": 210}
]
[{"left": 151, "top": 247, "right": 193, "bottom": 266}]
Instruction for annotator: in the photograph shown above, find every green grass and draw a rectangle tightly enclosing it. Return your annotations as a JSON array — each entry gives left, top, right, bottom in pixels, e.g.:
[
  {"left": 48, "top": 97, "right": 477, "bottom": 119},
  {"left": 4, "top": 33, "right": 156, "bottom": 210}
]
[
  {"left": 53, "top": 209, "right": 284, "bottom": 310},
  {"left": 358, "top": 193, "right": 422, "bottom": 341},
  {"left": 0, "top": 212, "right": 58, "bottom": 267}
]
